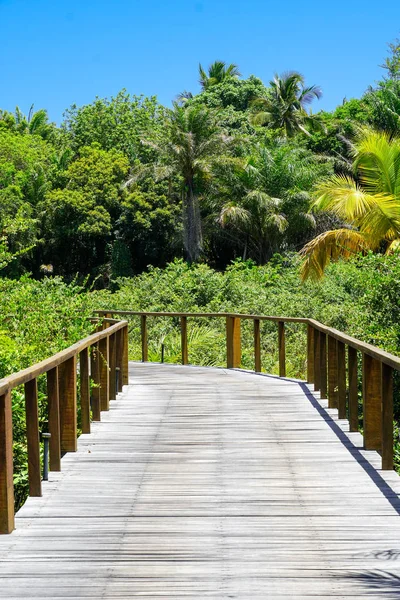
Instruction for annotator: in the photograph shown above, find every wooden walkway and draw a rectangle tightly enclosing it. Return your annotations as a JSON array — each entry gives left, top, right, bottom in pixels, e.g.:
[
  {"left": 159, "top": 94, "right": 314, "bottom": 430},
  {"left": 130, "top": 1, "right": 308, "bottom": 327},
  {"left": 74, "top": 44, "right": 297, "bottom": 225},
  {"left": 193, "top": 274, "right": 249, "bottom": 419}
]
[{"left": 1, "top": 363, "right": 400, "bottom": 599}]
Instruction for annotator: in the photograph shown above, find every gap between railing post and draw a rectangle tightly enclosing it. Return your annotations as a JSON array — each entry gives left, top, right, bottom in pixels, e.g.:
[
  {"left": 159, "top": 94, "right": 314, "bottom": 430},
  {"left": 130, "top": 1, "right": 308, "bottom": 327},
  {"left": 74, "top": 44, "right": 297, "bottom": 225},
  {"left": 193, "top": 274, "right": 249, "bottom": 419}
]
[
  {"left": 90, "top": 343, "right": 101, "bottom": 421},
  {"left": 254, "top": 318, "right": 261, "bottom": 373},
  {"left": 337, "top": 341, "right": 346, "bottom": 419},
  {"left": 109, "top": 333, "right": 117, "bottom": 402},
  {"left": 313, "top": 329, "right": 321, "bottom": 392},
  {"left": 278, "top": 321, "right": 286, "bottom": 378},
  {"left": 382, "top": 363, "right": 394, "bottom": 470},
  {"left": 47, "top": 366, "right": 61, "bottom": 470},
  {"left": 348, "top": 346, "right": 358, "bottom": 431},
  {"left": 307, "top": 324, "right": 314, "bottom": 384},
  {"left": 79, "top": 348, "right": 90, "bottom": 434},
  {"left": 319, "top": 332, "right": 327, "bottom": 399},
  {"left": 99, "top": 336, "right": 109, "bottom": 411},
  {"left": 327, "top": 335, "right": 338, "bottom": 408}
]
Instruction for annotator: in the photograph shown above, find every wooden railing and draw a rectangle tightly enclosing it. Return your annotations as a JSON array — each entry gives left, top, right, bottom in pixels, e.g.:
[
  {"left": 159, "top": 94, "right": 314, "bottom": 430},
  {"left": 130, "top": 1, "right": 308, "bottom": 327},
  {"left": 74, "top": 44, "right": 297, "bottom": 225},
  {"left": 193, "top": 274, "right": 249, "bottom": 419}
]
[
  {"left": 3, "top": 309, "right": 400, "bottom": 535},
  {"left": 0, "top": 318, "right": 129, "bottom": 534},
  {"left": 97, "top": 310, "right": 399, "bottom": 475}
]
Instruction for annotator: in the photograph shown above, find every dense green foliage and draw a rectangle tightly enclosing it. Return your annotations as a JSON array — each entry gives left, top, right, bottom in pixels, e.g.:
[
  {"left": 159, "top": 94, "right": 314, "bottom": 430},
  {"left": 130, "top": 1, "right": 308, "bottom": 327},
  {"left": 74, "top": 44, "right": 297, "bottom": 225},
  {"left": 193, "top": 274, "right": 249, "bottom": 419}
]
[{"left": 0, "top": 42, "right": 398, "bottom": 281}]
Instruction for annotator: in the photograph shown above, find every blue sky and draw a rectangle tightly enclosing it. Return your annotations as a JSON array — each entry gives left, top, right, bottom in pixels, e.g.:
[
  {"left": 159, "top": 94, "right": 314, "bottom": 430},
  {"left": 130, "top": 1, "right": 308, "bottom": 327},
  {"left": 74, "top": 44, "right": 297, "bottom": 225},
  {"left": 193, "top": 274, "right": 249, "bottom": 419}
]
[{"left": 1, "top": 0, "right": 399, "bottom": 123}]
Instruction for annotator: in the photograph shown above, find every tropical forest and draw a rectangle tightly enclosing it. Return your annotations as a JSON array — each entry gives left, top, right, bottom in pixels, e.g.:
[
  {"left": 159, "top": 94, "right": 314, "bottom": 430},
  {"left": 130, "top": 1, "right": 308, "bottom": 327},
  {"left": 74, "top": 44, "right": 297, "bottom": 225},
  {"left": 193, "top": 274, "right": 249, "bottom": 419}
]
[{"left": 3, "top": 39, "right": 400, "bottom": 505}]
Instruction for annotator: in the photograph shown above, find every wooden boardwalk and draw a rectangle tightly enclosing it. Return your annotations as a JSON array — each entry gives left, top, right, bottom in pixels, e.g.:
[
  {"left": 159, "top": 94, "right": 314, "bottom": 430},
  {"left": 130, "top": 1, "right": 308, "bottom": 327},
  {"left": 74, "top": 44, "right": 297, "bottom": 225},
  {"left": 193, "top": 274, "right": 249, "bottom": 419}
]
[{"left": 1, "top": 363, "right": 400, "bottom": 599}]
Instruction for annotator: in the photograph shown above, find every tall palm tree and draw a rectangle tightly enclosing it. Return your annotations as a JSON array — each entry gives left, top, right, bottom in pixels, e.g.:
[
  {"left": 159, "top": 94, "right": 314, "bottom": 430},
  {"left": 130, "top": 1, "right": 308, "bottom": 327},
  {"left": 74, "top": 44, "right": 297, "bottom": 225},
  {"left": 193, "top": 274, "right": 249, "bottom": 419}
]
[
  {"left": 300, "top": 129, "right": 400, "bottom": 280},
  {"left": 198, "top": 61, "right": 241, "bottom": 90},
  {"left": 125, "top": 103, "right": 232, "bottom": 262},
  {"left": 251, "top": 71, "right": 323, "bottom": 137}
]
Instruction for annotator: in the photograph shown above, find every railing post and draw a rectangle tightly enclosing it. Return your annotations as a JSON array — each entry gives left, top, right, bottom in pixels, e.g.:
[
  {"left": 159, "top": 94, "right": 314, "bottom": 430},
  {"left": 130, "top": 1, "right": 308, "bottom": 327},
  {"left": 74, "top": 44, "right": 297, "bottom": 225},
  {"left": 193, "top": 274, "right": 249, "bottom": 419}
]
[
  {"left": 348, "top": 347, "right": 358, "bottom": 432},
  {"left": 362, "top": 354, "right": 382, "bottom": 451},
  {"left": 327, "top": 336, "right": 338, "bottom": 408},
  {"left": 90, "top": 343, "right": 101, "bottom": 421},
  {"left": 381, "top": 363, "right": 394, "bottom": 470},
  {"left": 278, "top": 321, "right": 286, "bottom": 378},
  {"left": 337, "top": 341, "right": 346, "bottom": 419},
  {"left": 307, "top": 324, "right": 314, "bottom": 383},
  {"left": 122, "top": 325, "right": 129, "bottom": 386},
  {"left": 109, "top": 333, "right": 117, "bottom": 401},
  {"left": 313, "top": 329, "right": 321, "bottom": 392},
  {"left": 319, "top": 333, "right": 327, "bottom": 399},
  {"left": 59, "top": 356, "right": 77, "bottom": 453},
  {"left": 99, "top": 336, "right": 110, "bottom": 411},
  {"left": 47, "top": 366, "right": 61, "bottom": 470},
  {"left": 80, "top": 348, "right": 90, "bottom": 434},
  {"left": 24, "top": 378, "right": 42, "bottom": 497},
  {"left": 254, "top": 318, "right": 261, "bottom": 373},
  {"left": 141, "top": 315, "right": 148, "bottom": 362},
  {"left": 226, "top": 316, "right": 241, "bottom": 369},
  {"left": 0, "top": 390, "right": 14, "bottom": 534},
  {"left": 181, "top": 316, "right": 188, "bottom": 365}
]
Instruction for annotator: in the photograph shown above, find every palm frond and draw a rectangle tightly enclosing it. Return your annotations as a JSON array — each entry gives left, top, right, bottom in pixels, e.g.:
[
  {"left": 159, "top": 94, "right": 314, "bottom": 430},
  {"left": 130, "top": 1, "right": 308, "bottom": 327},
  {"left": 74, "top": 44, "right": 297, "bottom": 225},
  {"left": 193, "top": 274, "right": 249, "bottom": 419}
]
[{"left": 300, "top": 229, "right": 371, "bottom": 281}]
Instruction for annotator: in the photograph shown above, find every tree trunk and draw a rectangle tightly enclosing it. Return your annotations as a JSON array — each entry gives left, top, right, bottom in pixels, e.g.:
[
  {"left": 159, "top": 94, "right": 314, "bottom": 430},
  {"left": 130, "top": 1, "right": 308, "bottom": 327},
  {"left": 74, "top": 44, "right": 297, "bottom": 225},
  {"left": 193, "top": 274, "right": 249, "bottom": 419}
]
[{"left": 183, "top": 182, "right": 202, "bottom": 263}]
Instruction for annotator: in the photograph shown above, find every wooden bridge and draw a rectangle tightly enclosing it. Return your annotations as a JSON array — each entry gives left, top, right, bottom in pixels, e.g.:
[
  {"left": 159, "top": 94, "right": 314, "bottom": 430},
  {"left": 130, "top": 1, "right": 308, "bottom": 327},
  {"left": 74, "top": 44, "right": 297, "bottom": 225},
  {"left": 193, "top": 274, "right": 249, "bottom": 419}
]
[{"left": 1, "top": 312, "right": 400, "bottom": 598}]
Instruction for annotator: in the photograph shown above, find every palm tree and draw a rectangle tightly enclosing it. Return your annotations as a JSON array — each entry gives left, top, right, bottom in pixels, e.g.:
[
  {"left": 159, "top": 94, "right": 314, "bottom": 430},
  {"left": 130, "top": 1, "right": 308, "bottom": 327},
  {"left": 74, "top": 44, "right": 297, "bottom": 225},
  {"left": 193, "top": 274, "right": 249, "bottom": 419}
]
[
  {"left": 198, "top": 61, "right": 241, "bottom": 90},
  {"left": 251, "top": 71, "right": 323, "bottom": 137},
  {"left": 300, "top": 129, "right": 400, "bottom": 280},
  {"left": 219, "top": 190, "right": 288, "bottom": 263},
  {"left": 125, "top": 103, "right": 232, "bottom": 262}
]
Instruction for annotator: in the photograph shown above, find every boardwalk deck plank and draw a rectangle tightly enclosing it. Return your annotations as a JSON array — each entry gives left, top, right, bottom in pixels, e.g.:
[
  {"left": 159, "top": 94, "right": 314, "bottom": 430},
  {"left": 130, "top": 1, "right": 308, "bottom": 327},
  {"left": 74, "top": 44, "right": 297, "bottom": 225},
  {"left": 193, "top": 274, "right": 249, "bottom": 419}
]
[{"left": 1, "top": 363, "right": 400, "bottom": 598}]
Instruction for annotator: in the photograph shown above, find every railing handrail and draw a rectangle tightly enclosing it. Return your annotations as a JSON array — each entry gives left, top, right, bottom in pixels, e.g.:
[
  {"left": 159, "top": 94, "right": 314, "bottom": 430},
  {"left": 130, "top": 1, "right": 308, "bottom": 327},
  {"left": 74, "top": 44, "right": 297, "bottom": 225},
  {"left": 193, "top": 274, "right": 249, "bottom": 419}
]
[
  {"left": 95, "top": 310, "right": 400, "bottom": 371},
  {"left": 0, "top": 320, "right": 127, "bottom": 396}
]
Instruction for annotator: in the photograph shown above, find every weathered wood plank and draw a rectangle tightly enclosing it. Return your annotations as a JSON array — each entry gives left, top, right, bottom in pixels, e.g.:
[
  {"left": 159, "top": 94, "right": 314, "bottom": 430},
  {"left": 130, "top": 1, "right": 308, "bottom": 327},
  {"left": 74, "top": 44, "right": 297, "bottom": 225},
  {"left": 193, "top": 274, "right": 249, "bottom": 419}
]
[
  {"left": 363, "top": 353, "right": 382, "bottom": 451},
  {"left": 278, "top": 321, "right": 286, "bottom": 378}
]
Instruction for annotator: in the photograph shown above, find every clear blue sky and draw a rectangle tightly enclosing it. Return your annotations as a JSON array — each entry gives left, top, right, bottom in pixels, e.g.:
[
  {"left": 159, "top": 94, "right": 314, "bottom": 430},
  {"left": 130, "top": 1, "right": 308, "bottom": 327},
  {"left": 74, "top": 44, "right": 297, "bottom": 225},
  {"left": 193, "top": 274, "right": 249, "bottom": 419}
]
[{"left": 1, "top": 0, "right": 399, "bottom": 123}]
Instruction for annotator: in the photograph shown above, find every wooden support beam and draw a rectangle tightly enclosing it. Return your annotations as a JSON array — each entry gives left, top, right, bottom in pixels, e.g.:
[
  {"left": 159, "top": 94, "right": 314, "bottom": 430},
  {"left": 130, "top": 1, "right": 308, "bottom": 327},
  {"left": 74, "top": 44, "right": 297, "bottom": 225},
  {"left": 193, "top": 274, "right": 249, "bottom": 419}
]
[
  {"left": 59, "top": 356, "right": 77, "bottom": 453},
  {"left": 90, "top": 343, "right": 101, "bottom": 421},
  {"left": 0, "top": 390, "right": 14, "bottom": 534},
  {"left": 313, "top": 329, "right": 321, "bottom": 392},
  {"left": 348, "top": 346, "right": 358, "bottom": 432},
  {"left": 381, "top": 363, "right": 394, "bottom": 470},
  {"left": 47, "top": 367, "right": 61, "bottom": 471},
  {"left": 307, "top": 325, "right": 314, "bottom": 384},
  {"left": 278, "top": 321, "right": 286, "bottom": 378},
  {"left": 140, "top": 315, "right": 148, "bottom": 362},
  {"left": 79, "top": 348, "right": 90, "bottom": 434},
  {"left": 362, "top": 354, "right": 382, "bottom": 451},
  {"left": 24, "top": 378, "right": 42, "bottom": 497},
  {"left": 254, "top": 318, "right": 261, "bottom": 373},
  {"left": 319, "top": 333, "right": 327, "bottom": 399},
  {"left": 226, "top": 316, "right": 241, "bottom": 369},
  {"left": 181, "top": 316, "right": 188, "bottom": 365},
  {"left": 337, "top": 341, "right": 346, "bottom": 419},
  {"left": 109, "top": 333, "right": 117, "bottom": 402},
  {"left": 99, "top": 336, "right": 109, "bottom": 412},
  {"left": 327, "top": 336, "right": 338, "bottom": 408},
  {"left": 122, "top": 325, "right": 129, "bottom": 386}
]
